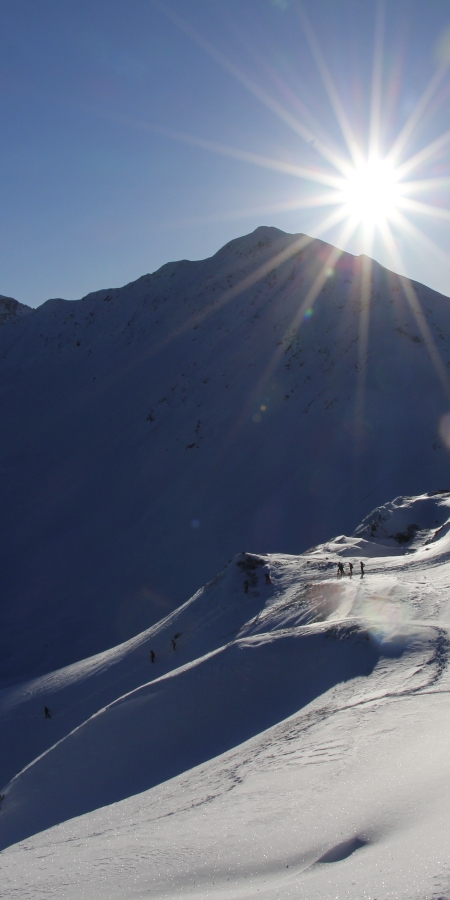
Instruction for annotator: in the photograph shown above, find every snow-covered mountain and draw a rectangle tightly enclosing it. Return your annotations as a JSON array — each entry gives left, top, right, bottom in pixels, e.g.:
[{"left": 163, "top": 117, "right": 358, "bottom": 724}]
[
  {"left": 2, "top": 226, "right": 450, "bottom": 679},
  {"left": 2, "top": 490, "right": 450, "bottom": 900}
]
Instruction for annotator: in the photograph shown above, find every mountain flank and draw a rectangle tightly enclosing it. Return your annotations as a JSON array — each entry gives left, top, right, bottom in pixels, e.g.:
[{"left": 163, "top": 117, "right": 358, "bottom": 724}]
[{"left": 1, "top": 226, "right": 450, "bottom": 679}]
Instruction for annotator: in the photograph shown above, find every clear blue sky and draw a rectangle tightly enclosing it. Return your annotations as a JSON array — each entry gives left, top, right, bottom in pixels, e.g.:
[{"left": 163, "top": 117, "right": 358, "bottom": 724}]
[{"left": 2, "top": 0, "right": 450, "bottom": 307}]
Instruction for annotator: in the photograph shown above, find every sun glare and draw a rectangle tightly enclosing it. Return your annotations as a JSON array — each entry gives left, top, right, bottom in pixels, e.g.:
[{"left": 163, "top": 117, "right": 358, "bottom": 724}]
[
  {"left": 163, "top": 3, "right": 450, "bottom": 406},
  {"left": 339, "top": 159, "right": 400, "bottom": 227}
]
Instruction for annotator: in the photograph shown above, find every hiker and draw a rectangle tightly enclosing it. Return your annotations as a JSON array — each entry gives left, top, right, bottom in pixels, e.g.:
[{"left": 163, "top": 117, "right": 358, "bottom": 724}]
[
  {"left": 244, "top": 580, "right": 249, "bottom": 593},
  {"left": 44, "top": 706, "right": 52, "bottom": 719},
  {"left": 264, "top": 571, "right": 271, "bottom": 585},
  {"left": 349, "top": 562, "right": 353, "bottom": 577},
  {"left": 150, "top": 650, "right": 155, "bottom": 663},
  {"left": 171, "top": 638, "right": 176, "bottom": 651},
  {"left": 337, "top": 561, "right": 344, "bottom": 577},
  {"left": 360, "top": 561, "right": 365, "bottom": 577}
]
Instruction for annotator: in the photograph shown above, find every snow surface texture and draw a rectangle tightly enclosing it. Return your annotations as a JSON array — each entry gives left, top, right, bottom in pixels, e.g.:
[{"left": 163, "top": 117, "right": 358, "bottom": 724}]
[
  {"left": 2, "top": 227, "right": 450, "bottom": 679},
  {"left": 2, "top": 491, "right": 450, "bottom": 899}
]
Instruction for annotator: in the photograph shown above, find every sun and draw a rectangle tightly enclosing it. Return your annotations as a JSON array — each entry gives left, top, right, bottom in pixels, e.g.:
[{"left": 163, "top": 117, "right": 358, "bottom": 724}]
[{"left": 339, "top": 158, "right": 401, "bottom": 228}]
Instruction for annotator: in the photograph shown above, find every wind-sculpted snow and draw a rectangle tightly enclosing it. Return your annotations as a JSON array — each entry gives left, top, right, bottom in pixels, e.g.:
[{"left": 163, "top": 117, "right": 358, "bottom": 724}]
[
  {"left": 2, "top": 491, "right": 450, "bottom": 888},
  {"left": 0, "top": 626, "right": 381, "bottom": 850},
  {"left": 354, "top": 489, "right": 450, "bottom": 547},
  {"left": 0, "top": 492, "right": 450, "bottom": 863},
  {"left": 2, "top": 227, "right": 450, "bottom": 679}
]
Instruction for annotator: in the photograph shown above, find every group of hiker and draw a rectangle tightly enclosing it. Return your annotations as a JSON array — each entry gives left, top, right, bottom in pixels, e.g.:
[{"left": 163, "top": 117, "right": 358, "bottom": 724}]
[
  {"left": 242, "top": 561, "right": 366, "bottom": 593},
  {"left": 337, "top": 560, "right": 365, "bottom": 577}
]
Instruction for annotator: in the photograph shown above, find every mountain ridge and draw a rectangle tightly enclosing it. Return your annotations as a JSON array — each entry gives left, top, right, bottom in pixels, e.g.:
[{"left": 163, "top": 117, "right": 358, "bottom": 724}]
[{"left": 1, "top": 226, "right": 450, "bottom": 680}]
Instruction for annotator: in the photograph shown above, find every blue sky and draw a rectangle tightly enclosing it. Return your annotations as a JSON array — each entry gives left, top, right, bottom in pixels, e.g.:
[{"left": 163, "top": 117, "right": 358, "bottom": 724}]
[{"left": 2, "top": 0, "right": 450, "bottom": 307}]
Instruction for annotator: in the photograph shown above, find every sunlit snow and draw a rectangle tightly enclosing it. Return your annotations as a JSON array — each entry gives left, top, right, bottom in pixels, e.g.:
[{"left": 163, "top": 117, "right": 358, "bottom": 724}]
[{"left": 1, "top": 492, "right": 450, "bottom": 897}]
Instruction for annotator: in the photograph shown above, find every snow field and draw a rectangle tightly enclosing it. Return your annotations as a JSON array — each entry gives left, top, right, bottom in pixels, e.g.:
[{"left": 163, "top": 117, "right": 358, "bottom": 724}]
[{"left": 2, "top": 496, "right": 450, "bottom": 897}]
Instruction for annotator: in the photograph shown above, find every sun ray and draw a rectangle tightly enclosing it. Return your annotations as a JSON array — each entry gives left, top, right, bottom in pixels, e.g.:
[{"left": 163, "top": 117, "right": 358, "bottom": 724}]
[
  {"left": 80, "top": 102, "right": 345, "bottom": 190},
  {"left": 395, "top": 129, "right": 450, "bottom": 180},
  {"left": 249, "top": 52, "right": 350, "bottom": 166},
  {"left": 291, "top": 218, "right": 361, "bottom": 328},
  {"left": 219, "top": 214, "right": 362, "bottom": 454},
  {"left": 297, "top": 4, "right": 364, "bottom": 169},
  {"left": 397, "top": 197, "right": 450, "bottom": 222},
  {"left": 167, "top": 204, "right": 352, "bottom": 345},
  {"left": 368, "top": 0, "right": 386, "bottom": 161},
  {"left": 388, "top": 62, "right": 450, "bottom": 166},
  {"left": 159, "top": 128, "right": 343, "bottom": 187},
  {"left": 389, "top": 208, "right": 450, "bottom": 270},
  {"left": 228, "top": 17, "right": 360, "bottom": 178},
  {"left": 400, "top": 176, "right": 450, "bottom": 195},
  {"left": 158, "top": 192, "right": 344, "bottom": 232},
  {"left": 158, "top": 2, "right": 351, "bottom": 177},
  {"left": 379, "top": 220, "right": 450, "bottom": 401},
  {"left": 123, "top": 204, "right": 356, "bottom": 384},
  {"left": 354, "top": 253, "right": 374, "bottom": 451},
  {"left": 90, "top": 5, "right": 450, "bottom": 395}
]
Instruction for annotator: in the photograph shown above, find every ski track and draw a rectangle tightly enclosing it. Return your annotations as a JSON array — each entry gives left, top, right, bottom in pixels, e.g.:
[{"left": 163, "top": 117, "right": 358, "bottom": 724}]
[{"left": 3, "top": 480, "right": 450, "bottom": 895}]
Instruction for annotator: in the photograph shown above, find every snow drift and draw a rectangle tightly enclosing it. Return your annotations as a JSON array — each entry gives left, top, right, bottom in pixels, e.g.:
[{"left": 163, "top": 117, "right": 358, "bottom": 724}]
[
  {"left": 1, "top": 492, "right": 450, "bottom": 854},
  {"left": 2, "top": 492, "right": 450, "bottom": 900}
]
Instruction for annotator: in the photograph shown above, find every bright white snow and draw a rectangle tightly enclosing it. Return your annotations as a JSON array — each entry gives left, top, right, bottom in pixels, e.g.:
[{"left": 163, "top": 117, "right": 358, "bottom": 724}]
[{"left": 2, "top": 492, "right": 450, "bottom": 898}]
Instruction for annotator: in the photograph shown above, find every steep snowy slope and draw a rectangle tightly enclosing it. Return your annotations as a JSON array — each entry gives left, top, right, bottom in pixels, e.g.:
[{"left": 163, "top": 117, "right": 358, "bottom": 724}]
[
  {"left": 2, "top": 226, "right": 450, "bottom": 679},
  {"left": 2, "top": 491, "right": 450, "bottom": 900}
]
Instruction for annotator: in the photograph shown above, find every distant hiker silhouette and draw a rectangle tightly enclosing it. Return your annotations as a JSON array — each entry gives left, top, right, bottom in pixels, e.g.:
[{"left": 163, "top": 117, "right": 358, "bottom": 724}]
[
  {"left": 171, "top": 638, "right": 176, "bottom": 651},
  {"left": 264, "top": 572, "right": 271, "bottom": 585},
  {"left": 349, "top": 563, "right": 353, "bottom": 577},
  {"left": 360, "top": 561, "right": 365, "bottom": 577},
  {"left": 150, "top": 650, "right": 155, "bottom": 663},
  {"left": 337, "top": 562, "right": 344, "bottom": 577},
  {"left": 244, "top": 580, "right": 249, "bottom": 594},
  {"left": 44, "top": 706, "right": 52, "bottom": 719}
]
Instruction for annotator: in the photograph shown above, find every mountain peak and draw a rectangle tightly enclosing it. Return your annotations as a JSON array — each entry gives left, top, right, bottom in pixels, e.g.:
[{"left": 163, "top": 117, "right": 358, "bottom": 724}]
[{"left": 1, "top": 228, "right": 450, "bottom": 679}]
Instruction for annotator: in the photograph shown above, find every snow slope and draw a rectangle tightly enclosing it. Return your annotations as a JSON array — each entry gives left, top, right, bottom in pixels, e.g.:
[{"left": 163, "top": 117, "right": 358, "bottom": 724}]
[
  {"left": 2, "top": 227, "right": 450, "bottom": 679},
  {"left": 2, "top": 491, "right": 450, "bottom": 899}
]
